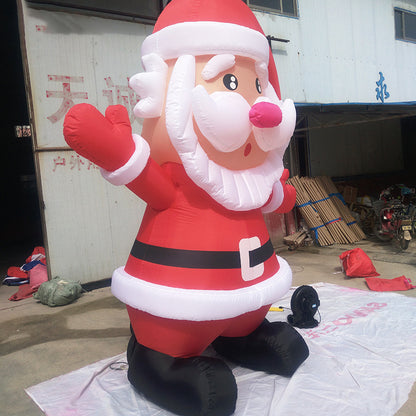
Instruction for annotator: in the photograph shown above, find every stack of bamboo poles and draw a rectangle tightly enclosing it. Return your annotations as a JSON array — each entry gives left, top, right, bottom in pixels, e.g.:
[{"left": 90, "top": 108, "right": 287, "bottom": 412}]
[
  {"left": 288, "top": 176, "right": 335, "bottom": 246},
  {"left": 318, "top": 176, "right": 366, "bottom": 240},
  {"left": 302, "top": 177, "right": 359, "bottom": 243},
  {"left": 288, "top": 176, "right": 365, "bottom": 245}
]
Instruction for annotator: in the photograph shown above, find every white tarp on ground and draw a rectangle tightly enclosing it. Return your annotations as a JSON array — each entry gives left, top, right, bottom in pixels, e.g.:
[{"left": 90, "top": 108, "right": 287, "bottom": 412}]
[{"left": 26, "top": 283, "right": 416, "bottom": 416}]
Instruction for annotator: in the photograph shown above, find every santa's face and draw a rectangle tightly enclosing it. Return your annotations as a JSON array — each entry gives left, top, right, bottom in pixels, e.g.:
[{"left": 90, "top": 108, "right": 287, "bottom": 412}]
[
  {"left": 193, "top": 56, "right": 268, "bottom": 170},
  {"left": 139, "top": 53, "right": 295, "bottom": 210}
]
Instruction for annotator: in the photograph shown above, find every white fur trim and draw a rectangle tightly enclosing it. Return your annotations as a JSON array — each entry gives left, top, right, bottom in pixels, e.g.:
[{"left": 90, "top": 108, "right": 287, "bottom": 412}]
[
  {"left": 111, "top": 256, "right": 292, "bottom": 321},
  {"left": 261, "top": 181, "right": 284, "bottom": 214},
  {"left": 100, "top": 134, "right": 150, "bottom": 186},
  {"left": 142, "top": 22, "right": 269, "bottom": 64}
]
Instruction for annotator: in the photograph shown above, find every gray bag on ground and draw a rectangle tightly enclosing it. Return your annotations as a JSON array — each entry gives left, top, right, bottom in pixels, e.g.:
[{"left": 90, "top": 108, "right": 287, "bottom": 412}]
[{"left": 33, "top": 276, "right": 83, "bottom": 306}]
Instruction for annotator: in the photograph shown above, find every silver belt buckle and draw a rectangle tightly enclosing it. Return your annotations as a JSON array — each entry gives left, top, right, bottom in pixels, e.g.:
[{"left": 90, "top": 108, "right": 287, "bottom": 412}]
[{"left": 239, "top": 237, "right": 264, "bottom": 281}]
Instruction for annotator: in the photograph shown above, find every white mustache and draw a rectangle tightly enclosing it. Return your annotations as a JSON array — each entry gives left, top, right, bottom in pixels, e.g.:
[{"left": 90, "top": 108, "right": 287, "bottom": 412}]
[
  {"left": 191, "top": 86, "right": 296, "bottom": 154},
  {"left": 191, "top": 85, "right": 251, "bottom": 153},
  {"left": 252, "top": 97, "right": 296, "bottom": 152}
]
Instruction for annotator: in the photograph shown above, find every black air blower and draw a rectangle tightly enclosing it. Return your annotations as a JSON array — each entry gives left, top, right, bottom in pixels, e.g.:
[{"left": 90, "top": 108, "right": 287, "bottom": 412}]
[{"left": 287, "top": 285, "right": 320, "bottom": 329}]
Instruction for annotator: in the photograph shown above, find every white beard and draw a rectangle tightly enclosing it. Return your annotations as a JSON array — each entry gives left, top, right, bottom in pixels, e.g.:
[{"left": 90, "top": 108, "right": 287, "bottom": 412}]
[{"left": 164, "top": 55, "right": 286, "bottom": 212}]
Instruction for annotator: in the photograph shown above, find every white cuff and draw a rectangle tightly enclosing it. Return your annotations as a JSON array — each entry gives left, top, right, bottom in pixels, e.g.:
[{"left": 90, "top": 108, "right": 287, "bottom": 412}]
[
  {"left": 261, "top": 181, "right": 284, "bottom": 214},
  {"left": 100, "top": 134, "right": 150, "bottom": 186}
]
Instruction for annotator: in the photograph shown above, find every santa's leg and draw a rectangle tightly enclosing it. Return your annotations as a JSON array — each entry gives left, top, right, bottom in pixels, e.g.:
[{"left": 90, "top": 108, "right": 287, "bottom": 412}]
[
  {"left": 212, "top": 317, "right": 309, "bottom": 377},
  {"left": 126, "top": 309, "right": 237, "bottom": 416}
]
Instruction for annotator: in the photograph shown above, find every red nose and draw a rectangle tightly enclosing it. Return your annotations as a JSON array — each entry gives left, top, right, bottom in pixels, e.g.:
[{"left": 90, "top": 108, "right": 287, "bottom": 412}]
[{"left": 249, "top": 102, "right": 282, "bottom": 128}]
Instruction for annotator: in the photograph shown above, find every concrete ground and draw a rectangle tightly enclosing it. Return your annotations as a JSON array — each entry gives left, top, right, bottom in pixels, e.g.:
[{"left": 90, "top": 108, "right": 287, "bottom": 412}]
[{"left": 0, "top": 238, "right": 415, "bottom": 416}]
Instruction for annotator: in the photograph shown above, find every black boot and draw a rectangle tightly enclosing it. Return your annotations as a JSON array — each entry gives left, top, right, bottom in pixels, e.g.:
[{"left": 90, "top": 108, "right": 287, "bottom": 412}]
[
  {"left": 127, "top": 333, "right": 237, "bottom": 416},
  {"left": 212, "top": 319, "right": 309, "bottom": 377}
]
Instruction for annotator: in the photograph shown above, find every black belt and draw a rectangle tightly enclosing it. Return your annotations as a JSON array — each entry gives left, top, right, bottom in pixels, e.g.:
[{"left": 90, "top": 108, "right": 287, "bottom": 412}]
[{"left": 130, "top": 239, "right": 274, "bottom": 269}]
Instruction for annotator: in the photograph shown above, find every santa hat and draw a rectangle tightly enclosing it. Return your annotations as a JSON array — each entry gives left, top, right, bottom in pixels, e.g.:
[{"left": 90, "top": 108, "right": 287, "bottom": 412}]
[{"left": 142, "top": 0, "right": 281, "bottom": 98}]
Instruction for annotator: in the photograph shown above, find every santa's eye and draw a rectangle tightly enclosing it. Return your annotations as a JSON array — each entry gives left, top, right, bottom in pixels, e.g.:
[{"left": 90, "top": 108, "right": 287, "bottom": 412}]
[
  {"left": 223, "top": 74, "right": 238, "bottom": 90},
  {"left": 256, "top": 78, "right": 262, "bottom": 94}
]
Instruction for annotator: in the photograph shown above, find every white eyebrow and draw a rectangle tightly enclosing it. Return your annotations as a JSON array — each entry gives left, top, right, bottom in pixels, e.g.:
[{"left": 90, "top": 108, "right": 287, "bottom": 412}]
[
  {"left": 201, "top": 54, "right": 236, "bottom": 81},
  {"left": 255, "top": 60, "right": 268, "bottom": 92}
]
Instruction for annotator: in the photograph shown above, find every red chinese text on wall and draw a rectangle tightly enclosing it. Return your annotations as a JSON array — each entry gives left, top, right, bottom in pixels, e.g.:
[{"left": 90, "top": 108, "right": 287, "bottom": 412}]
[
  {"left": 103, "top": 77, "right": 139, "bottom": 124},
  {"left": 46, "top": 75, "right": 139, "bottom": 124},
  {"left": 46, "top": 75, "right": 88, "bottom": 123},
  {"left": 52, "top": 154, "right": 99, "bottom": 172}
]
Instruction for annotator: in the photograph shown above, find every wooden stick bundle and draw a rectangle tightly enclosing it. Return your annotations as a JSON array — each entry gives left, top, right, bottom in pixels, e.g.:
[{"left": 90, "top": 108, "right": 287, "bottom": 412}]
[
  {"left": 302, "top": 177, "right": 358, "bottom": 243},
  {"left": 317, "top": 176, "right": 366, "bottom": 240},
  {"left": 289, "top": 175, "right": 365, "bottom": 245},
  {"left": 288, "top": 176, "right": 335, "bottom": 246},
  {"left": 283, "top": 230, "right": 308, "bottom": 250}
]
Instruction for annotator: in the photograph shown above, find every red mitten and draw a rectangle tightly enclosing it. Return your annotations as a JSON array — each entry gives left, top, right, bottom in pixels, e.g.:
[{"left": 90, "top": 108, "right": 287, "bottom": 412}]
[
  {"left": 63, "top": 104, "right": 135, "bottom": 172},
  {"left": 275, "top": 180, "right": 296, "bottom": 213},
  {"left": 263, "top": 169, "right": 296, "bottom": 214},
  {"left": 281, "top": 168, "right": 290, "bottom": 183}
]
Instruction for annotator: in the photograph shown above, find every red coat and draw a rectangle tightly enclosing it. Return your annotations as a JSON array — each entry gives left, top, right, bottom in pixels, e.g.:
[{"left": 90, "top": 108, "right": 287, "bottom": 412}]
[{"left": 111, "top": 161, "right": 292, "bottom": 322}]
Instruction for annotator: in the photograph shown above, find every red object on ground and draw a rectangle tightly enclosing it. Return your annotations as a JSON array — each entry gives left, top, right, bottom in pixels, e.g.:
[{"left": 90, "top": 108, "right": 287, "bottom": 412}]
[
  {"left": 8, "top": 248, "right": 48, "bottom": 301},
  {"left": 365, "top": 275, "right": 415, "bottom": 292},
  {"left": 339, "top": 248, "right": 380, "bottom": 278},
  {"left": 9, "top": 284, "right": 38, "bottom": 301}
]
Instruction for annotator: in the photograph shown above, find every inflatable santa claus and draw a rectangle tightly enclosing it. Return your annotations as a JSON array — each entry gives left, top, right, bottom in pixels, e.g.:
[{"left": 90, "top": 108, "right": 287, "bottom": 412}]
[{"left": 64, "top": 0, "right": 309, "bottom": 414}]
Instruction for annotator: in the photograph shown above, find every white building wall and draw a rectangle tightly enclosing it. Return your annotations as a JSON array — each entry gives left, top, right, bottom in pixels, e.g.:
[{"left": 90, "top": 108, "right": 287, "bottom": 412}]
[
  {"left": 255, "top": 0, "right": 416, "bottom": 103},
  {"left": 19, "top": 2, "right": 149, "bottom": 283}
]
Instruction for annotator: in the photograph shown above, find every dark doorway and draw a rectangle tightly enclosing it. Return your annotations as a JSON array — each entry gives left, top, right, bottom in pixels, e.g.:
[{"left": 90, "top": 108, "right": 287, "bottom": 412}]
[
  {"left": 401, "top": 115, "right": 416, "bottom": 184},
  {"left": 0, "top": 0, "right": 43, "bottom": 274}
]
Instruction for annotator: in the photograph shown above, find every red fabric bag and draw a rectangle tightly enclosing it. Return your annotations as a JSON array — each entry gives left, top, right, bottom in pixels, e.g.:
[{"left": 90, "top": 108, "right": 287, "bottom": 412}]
[
  {"left": 9, "top": 284, "right": 38, "bottom": 301},
  {"left": 365, "top": 276, "right": 415, "bottom": 291},
  {"left": 339, "top": 248, "right": 380, "bottom": 278}
]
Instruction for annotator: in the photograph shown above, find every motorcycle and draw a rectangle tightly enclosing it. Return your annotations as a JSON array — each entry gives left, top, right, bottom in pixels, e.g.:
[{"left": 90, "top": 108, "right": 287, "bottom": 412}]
[{"left": 372, "top": 184, "right": 415, "bottom": 250}]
